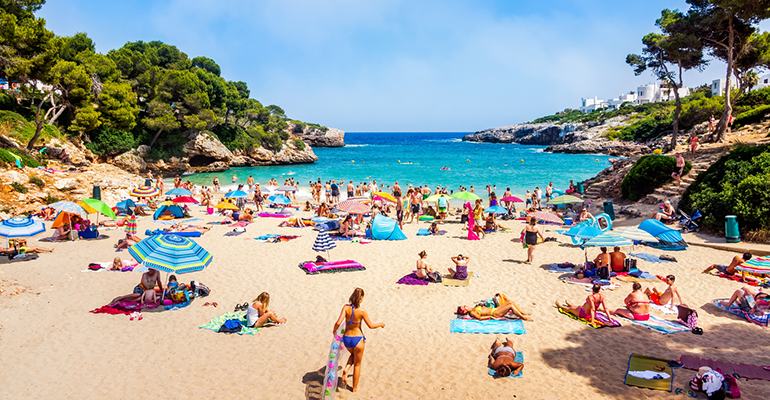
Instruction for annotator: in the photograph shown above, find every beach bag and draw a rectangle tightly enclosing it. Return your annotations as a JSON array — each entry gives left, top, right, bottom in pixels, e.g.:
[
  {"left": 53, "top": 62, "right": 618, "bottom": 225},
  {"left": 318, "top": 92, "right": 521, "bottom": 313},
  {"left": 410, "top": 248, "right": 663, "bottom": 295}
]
[
  {"left": 723, "top": 374, "right": 740, "bottom": 398},
  {"left": 624, "top": 258, "right": 636, "bottom": 272},
  {"left": 596, "top": 266, "right": 610, "bottom": 280},
  {"left": 678, "top": 305, "right": 699, "bottom": 329},
  {"left": 690, "top": 375, "right": 703, "bottom": 391},
  {"left": 191, "top": 281, "right": 210, "bottom": 297}
]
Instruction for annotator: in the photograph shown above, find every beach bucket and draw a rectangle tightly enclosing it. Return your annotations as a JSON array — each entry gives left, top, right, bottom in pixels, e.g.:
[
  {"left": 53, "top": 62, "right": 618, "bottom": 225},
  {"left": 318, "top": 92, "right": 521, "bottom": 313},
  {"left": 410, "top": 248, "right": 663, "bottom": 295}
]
[{"left": 207, "top": 206, "right": 214, "bottom": 215}]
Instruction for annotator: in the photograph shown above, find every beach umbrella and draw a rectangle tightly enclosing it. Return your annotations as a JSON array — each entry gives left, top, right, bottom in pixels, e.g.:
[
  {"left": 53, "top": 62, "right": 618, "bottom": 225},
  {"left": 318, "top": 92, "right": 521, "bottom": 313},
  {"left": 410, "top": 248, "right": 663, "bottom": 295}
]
[
  {"left": 275, "top": 185, "right": 298, "bottom": 192},
  {"left": 562, "top": 224, "right": 602, "bottom": 241},
  {"left": 129, "top": 234, "right": 213, "bottom": 274},
  {"left": 451, "top": 191, "right": 481, "bottom": 201},
  {"left": 172, "top": 196, "right": 198, "bottom": 204},
  {"left": 372, "top": 192, "right": 396, "bottom": 203},
  {"left": 124, "top": 214, "right": 137, "bottom": 235},
  {"left": 0, "top": 217, "right": 46, "bottom": 247},
  {"left": 336, "top": 200, "right": 370, "bottom": 214},
  {"left": 224, "top": 190, "right": 249, "bottom": 198},
  {"left": 346, "top": 196, "right": 372, "bottom": 204},
  {"left": 425, "top": 193, "right": 452, "bottom": 203},
  {"left": 547, "top": 195, "right": 583, "bottom": 205},
  {"left": 611, "top": 227, "right": 658, "bottom": 243},
  {"left": 49, "top": 201, "right": 89, "bottom": 218},
  {"left": 500, "top": 196, "right": 525, "bottom": 203},
  {"left": 312, "top": 231, "right": 337, "bottom": 261},
  {"left": 130, "top": 186, "right": 159, "bottom": 198},
  {"left": 583, "top": 233, "right": 633, "bottom": 248},
  {"left": 267, "top": 194, "right": 292, "bottom": 205},
  {"left": 736, "top": 256, "right": 770, "bottom": 275},
  {"left": 78, "top": 198, "right": 117, "bottom": 220},
  {"left": 483, "top": 206, "right": 508, "bottom": 214},
  {"left": 166, "top": 188, "right": 193, "bottom": 196},
  {"left": 528, "top": 211, "right": 563, "bottom": 225},
  {"left": 215, "top": 201, "right": 239, "bottom": 210}
]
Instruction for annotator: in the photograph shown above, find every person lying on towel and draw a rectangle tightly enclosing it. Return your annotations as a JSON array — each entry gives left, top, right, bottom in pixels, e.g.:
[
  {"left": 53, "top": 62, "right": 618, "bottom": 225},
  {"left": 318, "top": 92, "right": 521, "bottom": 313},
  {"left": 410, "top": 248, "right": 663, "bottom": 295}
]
[
  {"left": 703, "top": 252, "right": 751, "bottom": 281},
  {"left": 457, "top": 297, "right": 533, "bottom": 321},
  {"left": 489, "top": 337, "right": 523, "bottom": 377},
  {"left": 556, "top": 284, "right": 610, "bottom": 325},
  {"left": 721, "top": 286, "right": 769, "bottom": 314}
]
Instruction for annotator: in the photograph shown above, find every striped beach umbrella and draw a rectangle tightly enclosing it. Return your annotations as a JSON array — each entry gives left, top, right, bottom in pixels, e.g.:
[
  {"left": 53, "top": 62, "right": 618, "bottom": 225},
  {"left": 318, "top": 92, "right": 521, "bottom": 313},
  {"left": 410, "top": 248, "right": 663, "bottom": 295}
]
[
  {"left": 528, "top": 211, "right": 564, "bottom": 225},
  {"left": 124, "top": 215, "right": 137, "bottom": 235},
  {"left": 224, "top": 190, "right": 249, "bottom": 198},
  {"left": 129, "top": 234, "right": 212, "bottom": 274},
  {"left": 583, "top": 233, "right": 634, "bottom": 248},
  {"left": 0, "top": 217, "right": 46, "bottom": 246},
  {"left": 548, "top": 195, "right": 583, "bottom": 205},
  {"left": 346, "top": 196, "right": 372, "bottom": 204},
  {"left": 49, "top": 201, "right": 89, "bottom": 218},
  {"left": 166, "top": 188, "right": 193, "bottom": 196},
  {"left": 130, "top": 186, "right": 159, "bottom": 198},
  {"left": 611, "top": 227, "right": 658, "bottom": 243},
  {"left": 312, "top": 231, "right": 337, "bottom": 260},
  {"left": 736, "top": 256, "right": 770, "bottom": 275},
  {"left": 336, "top": 200, "right": 370, "bottom": 214}
]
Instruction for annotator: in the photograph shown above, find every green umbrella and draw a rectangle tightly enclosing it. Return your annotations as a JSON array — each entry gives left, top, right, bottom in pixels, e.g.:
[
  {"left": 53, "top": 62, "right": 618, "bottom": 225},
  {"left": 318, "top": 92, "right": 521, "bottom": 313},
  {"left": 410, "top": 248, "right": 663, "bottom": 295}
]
[
  {"left": 451, "top": 191, "right": 481, "bottom": 201},
  {"left": 547, "top": 194, "right": 583, "bottom": 205},
  {"left": 79, "top": 198, "right": 117, "bottom": 220}
]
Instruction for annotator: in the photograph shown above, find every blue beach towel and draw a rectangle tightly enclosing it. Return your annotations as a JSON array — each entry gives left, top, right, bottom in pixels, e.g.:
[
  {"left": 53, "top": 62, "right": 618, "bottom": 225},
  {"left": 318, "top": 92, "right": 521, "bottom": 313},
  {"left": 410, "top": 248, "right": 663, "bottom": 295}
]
[
  {"left": 417, "top": 229, "right": 430, "bottom": 236},
  {"left": 629, "top": 253, "right": 671, "bottom": 263},
  {"left": 450, "top": 319, "right": 527, "bottom": 334},
  {"left": 255, "top": 234, "right": 280, "bottom": 241},
  {"left": 488, "top": 351, "right": 524, "bottom": 378}
]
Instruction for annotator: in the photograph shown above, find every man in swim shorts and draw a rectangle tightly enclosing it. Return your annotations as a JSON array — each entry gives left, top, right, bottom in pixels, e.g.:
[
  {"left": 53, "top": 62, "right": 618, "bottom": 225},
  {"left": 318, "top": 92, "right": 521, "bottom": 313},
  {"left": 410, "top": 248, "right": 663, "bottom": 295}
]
[
  {"left": 644, "top": 275, "right": 683, "bottom": 308},
  {"left": 395, "top": 194, "right": 404, "bottom": 229},
  {"left": 347, "top": 180, "right": 354, "bottom": 198},
  {"left": 409, "top": 189, "right": 422, "bottom": 223},
  {"left": 703, "top": 253, "right": 751, "bottom": 280}
]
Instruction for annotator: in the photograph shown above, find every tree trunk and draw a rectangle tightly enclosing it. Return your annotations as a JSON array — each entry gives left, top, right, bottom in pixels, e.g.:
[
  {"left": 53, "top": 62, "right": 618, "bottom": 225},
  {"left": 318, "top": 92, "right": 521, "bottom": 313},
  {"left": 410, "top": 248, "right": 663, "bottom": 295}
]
[
  {"left": 26, "top": 92, "right": 52, "bottom": 150},
  {"left": 47, "top": 106, "right": 66, "bottom": 126},
  {"left": 670, "top": 63, "right": 684, "bottom": 151},
  {"left": 716, "top": 18, "right": 735, "bottom": 142},
  {"left": 148, "top": 128, "right": 164, "bottom": 148}
]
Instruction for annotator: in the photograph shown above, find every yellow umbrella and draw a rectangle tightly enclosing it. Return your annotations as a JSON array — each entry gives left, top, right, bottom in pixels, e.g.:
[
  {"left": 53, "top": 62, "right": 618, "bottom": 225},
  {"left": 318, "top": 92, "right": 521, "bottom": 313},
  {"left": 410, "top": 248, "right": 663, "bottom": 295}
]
[
  {"left": 215, "top": 201, "right": 238, "bottom": 210},
  {"left": 425, "top": 193, "right": 452, "bottom": 202},
  {"left": 372, "top": 192, "right": 396, "bottom": 203}
]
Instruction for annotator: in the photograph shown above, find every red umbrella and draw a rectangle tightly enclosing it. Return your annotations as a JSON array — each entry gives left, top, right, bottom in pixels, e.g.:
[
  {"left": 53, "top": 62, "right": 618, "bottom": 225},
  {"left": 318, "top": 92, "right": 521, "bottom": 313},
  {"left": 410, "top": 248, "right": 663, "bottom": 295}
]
[
  {"left": 501, "top": 196, "right": 525, "bottom": 203},
  {"left": 172, "top": 196, "right": 199, "bottom": 204}
]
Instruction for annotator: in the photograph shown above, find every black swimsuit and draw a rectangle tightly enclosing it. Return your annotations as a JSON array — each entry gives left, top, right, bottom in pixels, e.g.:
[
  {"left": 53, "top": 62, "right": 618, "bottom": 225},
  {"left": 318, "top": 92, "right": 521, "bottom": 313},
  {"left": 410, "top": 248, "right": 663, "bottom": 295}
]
[{"left": 525, "top": 230, "right": 538, "bottom": 245}]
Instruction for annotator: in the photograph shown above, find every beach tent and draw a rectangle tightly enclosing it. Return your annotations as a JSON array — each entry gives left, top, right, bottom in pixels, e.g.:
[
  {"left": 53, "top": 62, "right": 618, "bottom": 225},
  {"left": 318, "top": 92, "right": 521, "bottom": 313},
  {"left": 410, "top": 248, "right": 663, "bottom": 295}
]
[
  {"left": 638, "top": 219, "right": 688, "bottom": 250},
  {"left": 116, "top": 199, "right": 136, "bottom": 215},
  {"left": 153, "top": 203, "right": 184, "bottom": 220},
  {"left": 370, "top": 214, "right": 406, "bottom": 240}
]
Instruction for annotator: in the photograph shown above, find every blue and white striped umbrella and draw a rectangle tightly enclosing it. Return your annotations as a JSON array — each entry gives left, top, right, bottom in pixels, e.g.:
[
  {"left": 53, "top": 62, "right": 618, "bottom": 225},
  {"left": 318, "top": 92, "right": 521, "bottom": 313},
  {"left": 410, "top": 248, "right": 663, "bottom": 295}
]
[
  {"left": 128, "top": 234, "right": 213, "bottom": 274},
  {"left": 166, "top": 188, "right": 193, "bottom": 196},
  {"left": 268, "top": 194, "right": 292, "bottom": 205},
  {"left": 224, "top": 190, "right": 249, "bottom": 198},
  {"left": 611, "top": 227, "right": 658, "bottom": 243},
  {"left": 312, "top": 231, "right": 336, "bottom": 260},
  {"left": 0, "top": 217, "right": 46, "bottom": 242},
  {"left": 583, "top": 233, "right": 634, "bottom": 247}
]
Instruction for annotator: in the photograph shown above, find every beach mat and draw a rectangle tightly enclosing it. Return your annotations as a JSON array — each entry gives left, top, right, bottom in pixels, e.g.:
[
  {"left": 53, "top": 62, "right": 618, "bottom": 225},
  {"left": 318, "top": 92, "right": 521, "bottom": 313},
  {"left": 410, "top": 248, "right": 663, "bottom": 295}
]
[
  {"left": 416, "top": 229, "right": 447, "bottom": 236},
  {"left": 628, "top": 252, "right": 671, "bottom": 263},
  {"left": 616, "top": 275, "right": 659, "bottom": 283},
  {"left": 712, "top": 298, "right": 769, "bottom": 327},
  {"left": 617, "top": 315, "right": 689, "bottom": 335},
  {"left": 199, "top": 311, "right": 262, "bottom": 335},
  {"left": 488, "top": 351, "right": 524, "bottom": 378},
  {"left": 624, "top": 354, "right": 673, "bottom": 392},
  {"left": 442, "top": 271, "right": 473, "bottom": 287},
  {"left": 396, "top": 272, "right": 429, "bottom": 285},
  {"left": 680, "top": 355, "right": 770, "bottom": 381},
  {"left": 557, "top": 307, "right": 620, "bottom": 328},
  {"left": 449, "top": 318, "right": 526, "bottom": 334}
]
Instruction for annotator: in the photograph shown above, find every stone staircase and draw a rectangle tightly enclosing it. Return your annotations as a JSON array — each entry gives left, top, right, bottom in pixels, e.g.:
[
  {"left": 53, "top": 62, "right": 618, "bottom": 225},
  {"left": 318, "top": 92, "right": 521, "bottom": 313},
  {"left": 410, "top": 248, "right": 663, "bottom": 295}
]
[{"left": 640, "top": 152, "right": 721, "bottom": 205}]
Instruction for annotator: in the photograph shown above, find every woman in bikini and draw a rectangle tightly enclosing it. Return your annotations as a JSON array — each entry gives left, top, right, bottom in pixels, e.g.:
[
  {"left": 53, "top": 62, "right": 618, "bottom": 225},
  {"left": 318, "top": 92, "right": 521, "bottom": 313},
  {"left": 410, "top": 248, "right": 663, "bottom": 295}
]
[
  {"left": 610, "top": 282, "right": 650, "bottom": 321},
  {"left": 523, "top": 217, "right": 545, "bottom": 265},
  {"left": 246, "top": 292, "right": 287, "bottom": 328},
  {"left": 415, "top": 250, "right": 440, "bottom": 282},
  {"left": 556, "top": 284, "right": 610, "bottom": 325},
  {"left": 457, "top": 299, "right": 533, "bottom": 321},
  {"left": 489, "top": 337, "right": 524, "bottom": 377},
  {"left": 333, "top": 288, "right": 385, "bottom": 392}
]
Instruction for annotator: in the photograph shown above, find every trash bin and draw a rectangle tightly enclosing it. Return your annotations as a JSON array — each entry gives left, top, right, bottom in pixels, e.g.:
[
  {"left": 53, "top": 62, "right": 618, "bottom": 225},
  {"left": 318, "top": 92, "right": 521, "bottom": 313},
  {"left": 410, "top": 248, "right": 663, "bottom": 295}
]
[
  {"left": 144, "top": 178, "right": 152, "bottom": 187},
  {"left": 577, "top": 182, "right": 584, "bottom": 194},
  {"left": 603, "top": 200, "right": 616, "bottom": 220},
  {"left": 92, "top": 185, "right": 101, "bottom": 201},
  {"left": 725, "top": 215, "right": 740, "bottom": 243}
]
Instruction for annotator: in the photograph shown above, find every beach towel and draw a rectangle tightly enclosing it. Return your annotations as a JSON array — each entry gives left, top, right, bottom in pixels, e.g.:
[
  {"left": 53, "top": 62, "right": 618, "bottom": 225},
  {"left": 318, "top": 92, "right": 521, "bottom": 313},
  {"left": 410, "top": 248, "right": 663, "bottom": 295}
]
[
  {"left": 557, "top": 307, "right": 620, "bottom": 328},
  {"left": 199, "top": 311, "right": 262, "bottom": 335},
  {"left": 624, "top": 354, "right": 673, "bottom": 392},
  {"left": 0, "top": 253, "right": 39, "bottom": 263},
  {"left": 712, "top": 298, "right": 769, "bottom": 327},
  {"left": 416, "top": 229, "right": 430, "bottom": 236},
  {"left": 649, "top": 303, "right": 678, "bottom": 315},
  {"left": 680, "top": 355, "right": 770, "bottom": 381},
  {"left": 90, "top": 301, "right": 164, "bottom": 315},
  {"left": 396, "top": 272, "right": 429, "bottom": 285},
  {"left": 442, "top": 272, "right": 473, "bottom": 287},
  {"left": 548, "top": 264, "right": 575, "bottom": 274},
  {"left": 617, "top": 315, "right": 689, "bottom": 334},
  {"left": 155, "top": 218, "right": 202, "bottom": 225},
  {"left": 488, "top": 351, "right": 524, "bottom": 378},
  {"left": 299, "top": 260, "right": 366, "bottom": 275},
  {"left": 559, "top": 277, "right": 620, "bottom": 291},
  {"left": 616, "top": 275, "right": 659, "bottom": 283},
  {"left": 450, "top": 318, "right": 526, "bottom": 334},
  {"left": 82, "top": 260, "right": 138, "bottom": 272},
  {"left": 704, "top": 269, "right": 767, "bottom": 286},
  {"left": 628, "top": 253, "right": 671, "bottom": 263},
  {"left": 255, "top": 234, "right": 280, "bottom": 241}
]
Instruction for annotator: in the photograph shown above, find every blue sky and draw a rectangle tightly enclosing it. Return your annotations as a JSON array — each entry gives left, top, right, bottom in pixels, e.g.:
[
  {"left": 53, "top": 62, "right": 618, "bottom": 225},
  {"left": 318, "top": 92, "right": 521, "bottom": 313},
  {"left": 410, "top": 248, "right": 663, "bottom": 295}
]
[{"left": 38, "top": 0, "right": 770, "bottom": 132}]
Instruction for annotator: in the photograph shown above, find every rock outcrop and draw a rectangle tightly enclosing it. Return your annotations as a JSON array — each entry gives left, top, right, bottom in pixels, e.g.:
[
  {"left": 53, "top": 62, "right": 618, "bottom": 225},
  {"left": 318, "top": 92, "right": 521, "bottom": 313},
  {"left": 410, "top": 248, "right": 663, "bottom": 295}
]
[
  {"left": 246, "top": 139, "right": 319, "bottom": 165},
  {"left": 184, "top": 131, "right": 235, "bottom": 165},
  {"left": 290, "top": 123, "right": 346, "bottom": 147},
  {"left": 463, "top": 123, "right": 579, "bottom": 145},
  {"left": 545, "top": 140, "right": 650, "bottom": 156}
]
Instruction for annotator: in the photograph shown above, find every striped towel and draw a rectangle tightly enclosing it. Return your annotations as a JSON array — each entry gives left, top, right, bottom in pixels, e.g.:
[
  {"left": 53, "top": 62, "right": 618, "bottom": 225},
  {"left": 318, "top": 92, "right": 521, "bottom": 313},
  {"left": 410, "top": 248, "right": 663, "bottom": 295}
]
[{"left": 617, "top": 315, "right": 689, "bottom": 334}]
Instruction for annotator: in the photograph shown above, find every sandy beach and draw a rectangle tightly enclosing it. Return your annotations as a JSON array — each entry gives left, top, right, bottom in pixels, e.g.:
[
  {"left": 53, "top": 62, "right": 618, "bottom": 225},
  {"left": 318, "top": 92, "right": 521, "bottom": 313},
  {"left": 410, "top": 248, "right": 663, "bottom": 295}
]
[{"left": 1, "top": 206, "right": 769, "bottom": 400}]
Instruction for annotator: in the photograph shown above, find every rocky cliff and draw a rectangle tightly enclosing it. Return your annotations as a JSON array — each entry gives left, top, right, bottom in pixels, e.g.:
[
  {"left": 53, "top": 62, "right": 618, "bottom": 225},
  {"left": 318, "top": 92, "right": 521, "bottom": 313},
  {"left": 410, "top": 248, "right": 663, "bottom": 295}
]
[{"left": 290, "top": 123, "right": 345, "bottom": 147}]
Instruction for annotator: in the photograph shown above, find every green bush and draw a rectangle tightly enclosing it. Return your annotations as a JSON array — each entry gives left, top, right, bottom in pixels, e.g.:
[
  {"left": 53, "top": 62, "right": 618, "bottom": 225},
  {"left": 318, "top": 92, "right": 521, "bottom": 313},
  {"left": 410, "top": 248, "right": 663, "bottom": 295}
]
[
  {"left": 618, "top": 111, "right": 672, "bottom": 142},
  {"left": 262, "top": 133, "right": 283, "bottom": 151},
  {"left": 85, "top": 126, "right": 135, "bottom": 156},
  {"left": 680, "top": 144, "right": 770, "bottom": 234},
  {"left": 212, "top": 124, "right": 259, "bottom": 151},
  {"left": 736, "top": 87, "right": 770, "bottom": 108},
  {"left": 29, "top": 176, "right": 45, "bottom": 187},
  {"left": 293, "top": 139, "right": 306, "bottom": 150},
  {"left": 0, "top": 148, "right": 42, "bottom": 168},
  {"left": 678, "top": 93, "right": 724, "bottom": 130},
  {"left": 734, "top": 104, "right": 770, "bottom": 129},
  {"left": 621, "top": 155, "right": 692, "bottom": 201},
  {"left": 43, "top": 193, "right": 59, "bottom": 205},
  {"left": 11, "top": 182, "right": 28, "bottom": 193}
]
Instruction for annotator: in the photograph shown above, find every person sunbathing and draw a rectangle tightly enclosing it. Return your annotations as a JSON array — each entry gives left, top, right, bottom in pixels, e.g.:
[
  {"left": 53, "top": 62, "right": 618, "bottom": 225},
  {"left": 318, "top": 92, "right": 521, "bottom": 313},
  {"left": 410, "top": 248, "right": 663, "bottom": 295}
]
[
  {"left": 12, "top": 239, "right": 53, "bottom": 253},
  {"left": 720, "top": 286, "right": 769, "bottom": 310},
  {"left": 415, "top": 250, "right": 440, "bottom": 282},
  {"left": 428, "top": 222, "right": 439, "bottom": 235},
  {"left": 168, "top": 224, "right": 211, "bottom": 233},
  {"left": 644, "top": 275, "right": 683, "bottom": 308},
  {"left": 610, "top": 283, "right": 650, "bottom": 321},
  {"left": 111, "top": 256, "right": 134, "bottom": 271},
  {"left": 111, "top": 268, "right": 164, "bottom": 305},
  {"left": 489, "top": 337, "right": 524, "bottom": 377},
  {"left": 246, "top": 292, "right": 287, "bottom": 328},
  {"left": 556, "top": 284, "right": 610, "bottom": 325},
  {"left": 317, "top": 202, "right": 330, "bottom": 218},
  {"left": 134, "top": 205, "right": 149, "bottom": 216},
  {"left": 457, "top": 299, "right": 533, "bottom": 321},
  {"left": 115, "top": 233, "right": 140, "bottom": 250},
  {"left": 593, "top": 247, "right": 610, "bottom": 269},
  {"left": 703, "top": 252, "right": 751, "bottom": 280},
  {"left": 239, "top": 209, "right": 254, "bottom": 222}
]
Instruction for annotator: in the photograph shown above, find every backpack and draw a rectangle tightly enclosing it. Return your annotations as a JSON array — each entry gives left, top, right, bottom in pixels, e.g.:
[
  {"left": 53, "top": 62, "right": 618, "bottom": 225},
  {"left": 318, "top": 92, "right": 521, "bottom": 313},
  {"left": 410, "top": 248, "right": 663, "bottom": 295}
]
[
  {"left": 596, "top": 266, "right": 610, "bottom": 280},
  {"left": 623, "top": 258, "right": 636, "bottom": 272}
]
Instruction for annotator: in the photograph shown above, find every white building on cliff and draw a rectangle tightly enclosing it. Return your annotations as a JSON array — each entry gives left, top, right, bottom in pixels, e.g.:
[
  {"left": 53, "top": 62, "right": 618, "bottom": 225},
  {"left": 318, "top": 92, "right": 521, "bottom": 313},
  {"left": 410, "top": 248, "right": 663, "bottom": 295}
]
[{"left": 579, "top": 82, "right": 690, "bottom": 113}]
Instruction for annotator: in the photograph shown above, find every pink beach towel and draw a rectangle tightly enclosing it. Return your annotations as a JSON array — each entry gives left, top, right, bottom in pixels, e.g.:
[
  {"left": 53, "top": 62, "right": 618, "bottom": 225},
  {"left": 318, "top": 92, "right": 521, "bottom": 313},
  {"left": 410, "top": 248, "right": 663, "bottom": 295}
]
[{"left": 680, "top": 355, "right": 770, "bottom": 381}]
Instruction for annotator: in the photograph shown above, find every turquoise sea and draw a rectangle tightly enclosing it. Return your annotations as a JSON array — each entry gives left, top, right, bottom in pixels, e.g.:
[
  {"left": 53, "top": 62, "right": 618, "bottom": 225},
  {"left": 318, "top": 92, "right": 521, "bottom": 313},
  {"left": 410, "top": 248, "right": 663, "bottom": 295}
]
[{"left": 183, "top": 132, "right": 614, "bottom": 197}]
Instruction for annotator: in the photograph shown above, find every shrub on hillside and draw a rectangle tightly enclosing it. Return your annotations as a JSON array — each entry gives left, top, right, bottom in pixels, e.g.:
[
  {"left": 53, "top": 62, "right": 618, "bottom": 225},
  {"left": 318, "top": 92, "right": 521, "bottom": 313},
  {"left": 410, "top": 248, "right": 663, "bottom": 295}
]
[
  {"left": 85, "top": 126, "right": 136, "bottom": 156},
  {"left": 11, "top": 182, "right": 27, "bottom": 193},
  {"left": 621, "top": 155, "right": 692, "bottom": 201},
  {"left": 293, "top": 139, "right": 305, "bottom": 150},
  {"left": 680, "top": 144, "right": 770, "bottom": 235},
  {"left": 736, "top": 87, "right": 770, "bottom": 108},
  {"left": 679, "top": 93, "right": 724, "bottom": 129},
  {"left": 734, "top": 104, "right": 770, "bottom": 129},
  {"left": 0, "top": 148, "right": 42, "bottom": 168},
  {"left": 29, "top": 177, "right": 44, "bottom": 187}
]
